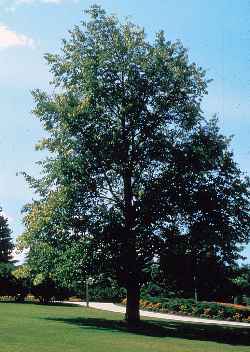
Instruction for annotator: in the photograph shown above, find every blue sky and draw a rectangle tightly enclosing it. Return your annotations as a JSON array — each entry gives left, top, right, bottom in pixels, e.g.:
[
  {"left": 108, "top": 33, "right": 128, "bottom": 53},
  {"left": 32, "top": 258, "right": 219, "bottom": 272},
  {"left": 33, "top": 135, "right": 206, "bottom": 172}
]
[{"left": 0, "top": 0, "right": 250, "bottom": 263}]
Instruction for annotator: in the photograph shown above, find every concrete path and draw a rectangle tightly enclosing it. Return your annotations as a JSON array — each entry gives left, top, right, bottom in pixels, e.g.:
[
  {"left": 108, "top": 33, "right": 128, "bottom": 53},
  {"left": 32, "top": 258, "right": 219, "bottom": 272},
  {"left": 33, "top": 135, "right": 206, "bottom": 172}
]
[{"left": 65, "top": 301, "right": 250, "bottom": 328}]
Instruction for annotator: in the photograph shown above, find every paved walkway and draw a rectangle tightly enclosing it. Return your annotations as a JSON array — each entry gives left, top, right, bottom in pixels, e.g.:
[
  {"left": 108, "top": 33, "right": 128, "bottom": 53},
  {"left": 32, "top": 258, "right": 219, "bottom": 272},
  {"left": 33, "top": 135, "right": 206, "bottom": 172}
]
[{"left": 65, "top": 301, "right": 250, "bottom": 328}]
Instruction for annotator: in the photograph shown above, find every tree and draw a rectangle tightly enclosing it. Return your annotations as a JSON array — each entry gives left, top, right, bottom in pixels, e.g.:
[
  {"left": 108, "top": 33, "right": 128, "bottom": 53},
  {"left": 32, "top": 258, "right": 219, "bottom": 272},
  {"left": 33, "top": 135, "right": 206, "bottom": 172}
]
[
  {"left": 233, "top": 264, "right": 250, "bottom": 302},
  {"left": 159, "top": 238, "right": 238, "bottom": 302},
  {"left": 12, "top": 265, "right": 31, "bottom": 302},
  {"left": 0, "top": 210, "right": 13, "bottom": 264},
  {"left": 20, "top": 6, "right": 250, "bottom": 323},
  {"left": 0, "top": 210, "right": 14, "bottom": 298},
  {"left": 0, "top": 209, "right": 15, "bottom": 298}
]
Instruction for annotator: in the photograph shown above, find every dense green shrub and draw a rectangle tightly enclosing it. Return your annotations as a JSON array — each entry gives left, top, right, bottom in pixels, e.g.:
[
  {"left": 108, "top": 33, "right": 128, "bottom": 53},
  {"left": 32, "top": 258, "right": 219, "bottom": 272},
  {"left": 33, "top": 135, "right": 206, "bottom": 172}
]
[
  {"left": 0, "top": 271, "right": 71, "bottom": 304},
  {"left": 121, "top": 296, "right": 250, "bottom": 323},
  {"left": 88, "top": 286, "right": 126, "bottom": 302},
  {"left": 31, "top": 278, "right": 71, "bottom": 304}
]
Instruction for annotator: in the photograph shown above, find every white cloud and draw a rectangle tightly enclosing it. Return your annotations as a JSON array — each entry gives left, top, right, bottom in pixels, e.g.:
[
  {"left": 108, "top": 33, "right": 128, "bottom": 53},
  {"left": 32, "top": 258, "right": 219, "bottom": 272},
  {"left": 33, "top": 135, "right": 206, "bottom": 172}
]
[{"left": 0, "top": 24, "right": 34, "bottom": 49}]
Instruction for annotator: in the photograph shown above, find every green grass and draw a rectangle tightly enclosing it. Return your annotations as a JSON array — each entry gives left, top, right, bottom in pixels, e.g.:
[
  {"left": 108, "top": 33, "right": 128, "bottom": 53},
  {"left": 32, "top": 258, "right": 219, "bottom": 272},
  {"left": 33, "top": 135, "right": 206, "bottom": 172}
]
[{"left": 0, "top": 302, "right": 249, "bottom": 352}]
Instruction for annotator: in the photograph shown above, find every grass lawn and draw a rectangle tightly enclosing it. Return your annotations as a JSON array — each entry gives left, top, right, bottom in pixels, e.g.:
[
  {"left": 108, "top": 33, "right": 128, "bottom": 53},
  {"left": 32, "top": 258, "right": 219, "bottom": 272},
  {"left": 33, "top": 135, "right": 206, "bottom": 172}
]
[{"left": 1, "top": 302, "right": 249, "bottom": 352}]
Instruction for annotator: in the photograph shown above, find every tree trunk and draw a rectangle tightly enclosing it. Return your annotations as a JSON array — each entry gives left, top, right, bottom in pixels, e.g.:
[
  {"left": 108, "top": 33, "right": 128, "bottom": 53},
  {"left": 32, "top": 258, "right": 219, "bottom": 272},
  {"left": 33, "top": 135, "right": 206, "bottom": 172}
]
[
  {"left": 125, "top": 280, "right": 140, "bottom": 324},
  {"left": 121, "top": 114, "right": 140, "bottom": 324}
]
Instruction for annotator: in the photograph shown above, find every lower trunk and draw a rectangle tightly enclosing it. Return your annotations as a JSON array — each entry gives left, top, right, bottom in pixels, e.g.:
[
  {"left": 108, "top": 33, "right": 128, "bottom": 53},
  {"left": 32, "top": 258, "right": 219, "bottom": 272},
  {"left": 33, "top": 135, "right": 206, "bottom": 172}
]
[{"left": 125, "top": 280, "right": 140, "bottom": 324}]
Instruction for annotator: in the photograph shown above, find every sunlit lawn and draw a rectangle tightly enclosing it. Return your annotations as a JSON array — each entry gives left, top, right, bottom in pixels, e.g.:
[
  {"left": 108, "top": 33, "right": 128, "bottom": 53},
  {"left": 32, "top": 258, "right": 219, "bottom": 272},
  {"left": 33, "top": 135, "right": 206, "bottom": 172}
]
[{"left": 1, "top": 302, "right": 249, "bottom": 352}]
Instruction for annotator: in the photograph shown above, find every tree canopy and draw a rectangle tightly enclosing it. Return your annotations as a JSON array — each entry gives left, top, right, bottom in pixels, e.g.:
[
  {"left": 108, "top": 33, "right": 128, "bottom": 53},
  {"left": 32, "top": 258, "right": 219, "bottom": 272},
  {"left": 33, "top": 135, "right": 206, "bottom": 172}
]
[{"left": 19, "top": 5, "right": 250, "bottom": 323}]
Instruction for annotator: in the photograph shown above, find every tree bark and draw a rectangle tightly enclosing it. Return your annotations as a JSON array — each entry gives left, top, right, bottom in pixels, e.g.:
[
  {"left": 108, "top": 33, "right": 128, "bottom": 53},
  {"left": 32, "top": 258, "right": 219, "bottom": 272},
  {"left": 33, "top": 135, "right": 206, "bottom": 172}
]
[
  {"left": 122, "top": 169, "right": 140, "bottom": 324},
  {"left": 121, "top": 113, "right": 140, "bottom": 324},
  {"left": 125, "top": 279, "right": 140, "bottom": 324}
]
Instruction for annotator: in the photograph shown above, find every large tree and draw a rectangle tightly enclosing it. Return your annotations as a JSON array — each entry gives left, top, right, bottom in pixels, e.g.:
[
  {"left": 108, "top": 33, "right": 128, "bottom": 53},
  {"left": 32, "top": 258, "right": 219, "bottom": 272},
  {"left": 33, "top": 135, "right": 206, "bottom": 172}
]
[{"left": 20, "top": 6, "right": 250, "bottom": 323}]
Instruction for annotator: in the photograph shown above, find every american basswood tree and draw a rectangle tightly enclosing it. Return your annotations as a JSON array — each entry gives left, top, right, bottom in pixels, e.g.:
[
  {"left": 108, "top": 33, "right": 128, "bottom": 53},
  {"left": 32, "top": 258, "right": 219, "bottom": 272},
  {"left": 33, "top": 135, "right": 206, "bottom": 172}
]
[{"left": 20, "top": 6, "right": 250, "bottom": 323}]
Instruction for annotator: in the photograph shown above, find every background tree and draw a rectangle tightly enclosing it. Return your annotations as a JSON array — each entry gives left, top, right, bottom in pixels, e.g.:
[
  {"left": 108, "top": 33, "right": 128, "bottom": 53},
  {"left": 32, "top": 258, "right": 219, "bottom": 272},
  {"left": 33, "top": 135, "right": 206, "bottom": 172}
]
[
  {"left": 0, "top": 209, "right": 15, "bottom": 298},
  {"left": 159, "top": 240, "right": 237, "bottom": 302},
  {"left": 233, "top": 264, "right": 250, "bottom": 304},
  {"left": 19, "top": 6, "right": 250, "bottom": 323},
  {"left": 0, "top": 209, "right": 13, "bottom": 264}
]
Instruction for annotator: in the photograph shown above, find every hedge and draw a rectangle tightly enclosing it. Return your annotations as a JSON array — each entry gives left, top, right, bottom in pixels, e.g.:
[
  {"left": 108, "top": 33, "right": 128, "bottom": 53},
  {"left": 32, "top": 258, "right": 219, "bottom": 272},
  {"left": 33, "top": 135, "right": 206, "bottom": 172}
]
[{"left": 121, "top": 297, "right": 250, "bottom": 323}]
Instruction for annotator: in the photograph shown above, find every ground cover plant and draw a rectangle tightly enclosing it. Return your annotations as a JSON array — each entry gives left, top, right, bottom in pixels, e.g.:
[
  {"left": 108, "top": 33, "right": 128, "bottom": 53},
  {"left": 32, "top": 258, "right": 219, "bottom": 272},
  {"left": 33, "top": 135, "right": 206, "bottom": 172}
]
[
  {"left": 121, "top": 297, "right": 250, "bottom": 323},
  {"left": 0, "top": 302, "right": 250, "bottom": 352}
]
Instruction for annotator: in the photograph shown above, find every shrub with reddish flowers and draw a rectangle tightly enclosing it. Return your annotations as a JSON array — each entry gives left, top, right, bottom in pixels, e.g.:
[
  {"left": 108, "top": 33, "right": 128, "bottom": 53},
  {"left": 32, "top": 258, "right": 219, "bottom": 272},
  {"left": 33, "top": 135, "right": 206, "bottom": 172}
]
[{"left": 121, "top": 297, "right": 250, "bottom": 323}]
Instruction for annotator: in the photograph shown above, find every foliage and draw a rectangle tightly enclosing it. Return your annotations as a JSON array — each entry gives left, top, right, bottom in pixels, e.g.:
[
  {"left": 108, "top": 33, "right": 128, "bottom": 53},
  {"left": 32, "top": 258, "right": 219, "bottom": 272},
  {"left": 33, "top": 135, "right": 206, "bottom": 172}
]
[
  {"left": 0, "top": 210, "right": 13, "bottom": 263},
  {"left": 156, "top": 241, "right": 239, "bottom": 301},
  {"left": 0, "top": 274, "right": 28, "bottom": 302},
  {"left": 0, "top": 208, "right": 15, "bottom": 298},
  {"left": 122, "top": 296, "right": 250, "bottom": 323},
  {"left": 0, "top": 263, "right": 71, "bottom": 303},
  {"left": 19, "top": 5, "right": 250, "bottom": 323},
  {"left": 232, "top": 265, "right": 250, "bottom": 305},
  {"left": 233, "top": 265, "right": 250, "bottom": 297},
  {"left": 82, "top": 275, "right": 126, "bottom": 302},
  {"left": 31, "top": 276, "right": 71, "bottom": 304}
]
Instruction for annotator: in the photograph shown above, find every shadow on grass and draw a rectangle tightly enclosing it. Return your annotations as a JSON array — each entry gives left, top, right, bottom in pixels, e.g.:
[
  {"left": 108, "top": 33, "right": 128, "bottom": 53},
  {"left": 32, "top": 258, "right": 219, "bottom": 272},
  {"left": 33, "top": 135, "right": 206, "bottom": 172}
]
[
  {"left": 0, "top": 300, "right": 78, "bottom": 308},
  {"left": 45, "top": 316, "right": 250, "bottom": 346},
  {"left": 0, "top": 300, "right": 34, "bottom": 305}
]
